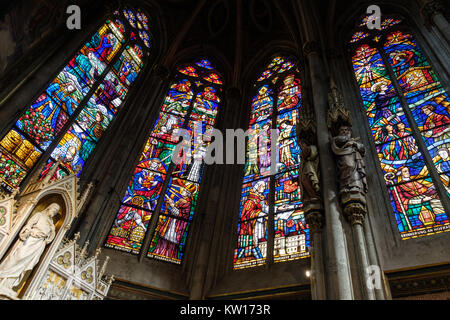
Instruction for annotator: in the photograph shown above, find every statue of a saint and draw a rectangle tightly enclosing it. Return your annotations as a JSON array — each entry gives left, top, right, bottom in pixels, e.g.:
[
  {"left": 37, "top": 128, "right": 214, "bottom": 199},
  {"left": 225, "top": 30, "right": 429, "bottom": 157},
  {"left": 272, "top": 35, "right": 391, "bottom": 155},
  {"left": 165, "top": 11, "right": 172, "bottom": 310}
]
[
  {"left": 0, "top": 203, "right": 60, "bottom": 295},
  {"left": 299, "top": 142, "right": 320, "bottom": 205},
  {"left": 331, "top": 126, "right": 368, "bottom": 202}
]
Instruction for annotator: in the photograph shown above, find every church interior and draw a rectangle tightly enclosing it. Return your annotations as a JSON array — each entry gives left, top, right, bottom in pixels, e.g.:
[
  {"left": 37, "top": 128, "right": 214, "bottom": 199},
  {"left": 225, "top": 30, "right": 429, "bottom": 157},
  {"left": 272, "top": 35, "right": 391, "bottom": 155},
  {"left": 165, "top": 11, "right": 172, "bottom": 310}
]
[{"left": 0, "top": 0, "right": 449, "bottom": 301}]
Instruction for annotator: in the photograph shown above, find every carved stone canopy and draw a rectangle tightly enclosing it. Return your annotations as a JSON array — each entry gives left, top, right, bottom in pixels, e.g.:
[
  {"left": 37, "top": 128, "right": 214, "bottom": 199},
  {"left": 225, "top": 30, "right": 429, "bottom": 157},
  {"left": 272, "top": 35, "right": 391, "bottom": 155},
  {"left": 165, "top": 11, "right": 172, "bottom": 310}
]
[{"left": 327, "top": 78, "right": 352, "bottom": 137}]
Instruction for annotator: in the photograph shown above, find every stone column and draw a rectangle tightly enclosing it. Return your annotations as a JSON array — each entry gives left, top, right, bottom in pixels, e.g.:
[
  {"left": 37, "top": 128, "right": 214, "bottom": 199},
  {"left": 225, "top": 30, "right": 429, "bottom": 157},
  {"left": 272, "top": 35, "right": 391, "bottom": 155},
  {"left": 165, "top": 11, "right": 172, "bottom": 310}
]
[
  {"left": 306, "top": 212, "right": 326, "bottom": 299},
  {"left": 294, "top": 0, "right": 356, "bottom": 299},
  {"left": 302, "top": 38, "right": 354, "bottom": 300},
  {"left": 328, "top": 81, "right": 375, "bottom": 300},
  {"left": 345, "top": 208, "right": 375, "bottom": 300},
  {"left": 297, "top": 92, "right": 326, "bottom": 300},
  {"left": 420, "top": 0, "right": 450, "bottom": 44}
]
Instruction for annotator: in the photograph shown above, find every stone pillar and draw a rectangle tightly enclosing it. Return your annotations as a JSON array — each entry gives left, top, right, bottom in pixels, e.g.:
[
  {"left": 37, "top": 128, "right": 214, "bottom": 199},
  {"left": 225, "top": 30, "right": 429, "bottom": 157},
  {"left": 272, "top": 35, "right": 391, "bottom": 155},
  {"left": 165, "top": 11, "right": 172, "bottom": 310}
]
[
  {"left": 294, "top": 0, "right": 356, "bottom": 299},
  {"left": 302, "top": 38, "right": 354, "bottom": 300},
  {"left": 328, "top": 80, "right": 375, "bottom": 300},
  {"left": 346, "top": 209, "right": 375, "bottom": 300},
  {"left": 420, "top": 0, "right": 450, "bottom": 44},
  {"left": 306, "top": 212, "right": 326, "bottom": 299},
  {"left": 297, "top": 91, "right": 326, "bottom": 300}
]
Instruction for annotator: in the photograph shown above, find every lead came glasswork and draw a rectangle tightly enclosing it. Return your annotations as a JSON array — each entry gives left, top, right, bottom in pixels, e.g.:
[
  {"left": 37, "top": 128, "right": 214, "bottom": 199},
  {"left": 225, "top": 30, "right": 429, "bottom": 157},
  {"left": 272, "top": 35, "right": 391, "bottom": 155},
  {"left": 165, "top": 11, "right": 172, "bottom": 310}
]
[
  {"left": 107, "top": 59, "right": 224, "bottom": 265},
  {"left": 0, "top": 8, "right": 150, "bottom": 192},
  {"left": 350, "top": 15, "right": 450, "bottom": 239},
  {"left": 234, "top": 56, "right": 310, "bottom": 269}
]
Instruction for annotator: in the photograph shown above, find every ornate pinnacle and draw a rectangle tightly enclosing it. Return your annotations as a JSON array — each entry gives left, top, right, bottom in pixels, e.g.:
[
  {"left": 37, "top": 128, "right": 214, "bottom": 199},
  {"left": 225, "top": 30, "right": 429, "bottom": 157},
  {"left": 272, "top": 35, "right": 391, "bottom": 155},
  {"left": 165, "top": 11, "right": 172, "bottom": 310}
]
[
  {"left": 98, "top": 256, "right": 110, "bottom": 281},
  {"left": 73, "top": 232, "right": 81, "bottom": 242},
  {"left": 327, "top": 76, "right": 352, "bottom": 136},
  {"left": 297, "top": 83, "right": 317, "bottom": 146},
  {"left": 77, "top": 240, "right": 89, "bottom": 265},
  {"left": 78, "top": 181, "right": 95, "bottom": 209}
]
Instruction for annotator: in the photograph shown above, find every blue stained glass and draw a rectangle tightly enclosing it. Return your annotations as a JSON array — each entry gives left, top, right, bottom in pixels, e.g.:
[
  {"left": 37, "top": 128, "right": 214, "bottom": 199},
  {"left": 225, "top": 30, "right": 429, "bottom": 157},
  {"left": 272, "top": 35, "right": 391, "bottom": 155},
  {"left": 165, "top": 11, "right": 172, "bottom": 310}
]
[
  {"left": 430, "top": 145, "right": 450, "bottom": 174},
  {"left": 351, "top": 19, "right": 450, "bottom": 239},
  {"left": 85, "top": 24, "right": 122, "bottom": 63},
  {"left": 16, "top": 94, "right": 69, "bottom": 150},
  {"left": 138, "top": 137, "right": 175, "bottom": 175},
  {"left": 122, "top": 167, "right": 166, "bottom": 211},
  {"left": 76, "top": 100, "right": 114, "bottom": 142},
  {"left": 50, "top": 123, "right": 97, "bottom": 175},
  {"left": 113, "top": 50, "right": 141, "bottom": 87},
  {"left": 277, "top": 109, "right": 298, "bottom": 141},
  {"left": 47, "top": 67, "right": 87, "bottom": 115},
  {"left": 160, "top": 178, "right": 199, "bottom": 221},
  {"left": 274, "top": 169, "right": 302, "bottom": 212},
  {"left": 410, "top": 100, "right": 450, "bottom": 132},
  {"left": 387, "top": 176, "right": 448, "bottom": 238},
  {"left": 274, "top": 208, "right": 309, "bottom": 262},
  {"left": 196, "top": 60, "right": 214, "bottom": 70}
]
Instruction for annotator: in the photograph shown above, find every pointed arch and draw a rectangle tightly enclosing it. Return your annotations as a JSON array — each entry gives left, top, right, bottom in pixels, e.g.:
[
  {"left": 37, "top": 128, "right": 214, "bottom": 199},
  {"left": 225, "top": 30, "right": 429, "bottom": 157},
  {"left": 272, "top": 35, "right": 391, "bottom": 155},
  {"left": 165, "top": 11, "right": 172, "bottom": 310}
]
[
  {"left": 234, "top": 55, "right": 310, "bottom": 269},
  {"left": 0, "top": 7, "right": 153, "bottom": 191},
  {"left": 348, "top": 13, "right": 450, "bottom": 239},
  {"left": 106, "top": 59, "right": 225, "bottom": 265}
]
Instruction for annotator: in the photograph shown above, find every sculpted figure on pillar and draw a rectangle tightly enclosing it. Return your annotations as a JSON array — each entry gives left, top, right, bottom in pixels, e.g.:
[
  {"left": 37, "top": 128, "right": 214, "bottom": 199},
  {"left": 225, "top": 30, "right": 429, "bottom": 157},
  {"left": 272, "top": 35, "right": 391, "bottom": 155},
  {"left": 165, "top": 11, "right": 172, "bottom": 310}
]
[
  {"left": 328, "top": 79, "right": 368, "bottom": 225},
  {"left": 331, "top": 126, "right": 368, "bottom": 205},
  {"left": 0, "top": 203, "right": 60, "bottom": 296},
  {"left": 297, "top": 89, "right": 323, "bottom": 233}
]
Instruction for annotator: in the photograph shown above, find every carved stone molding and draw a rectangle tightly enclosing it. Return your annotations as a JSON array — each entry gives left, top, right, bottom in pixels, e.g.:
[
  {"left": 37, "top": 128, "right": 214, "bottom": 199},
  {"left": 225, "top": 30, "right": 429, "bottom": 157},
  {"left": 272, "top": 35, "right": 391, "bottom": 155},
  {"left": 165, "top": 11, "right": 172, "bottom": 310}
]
[
  {"left": 305, "top": 210, "right": 324, "bottom": 234},
  {"left": 297, "top": 91, "right": 317, "bottom": 146},
  {"left": 421, "top": 0, "right": 445, "bottom": 27},
  {"left": 343, "top": 201, "right": 367, "bottom": 226},
  {"left": 297, "top": 92, "right": 323, "bottom": 232},
  {"left": 303, "top": 41, "right": 320, "bottom": 56},
  {"left": 387, "top": 264, "right": 450, "bottom": 299}
]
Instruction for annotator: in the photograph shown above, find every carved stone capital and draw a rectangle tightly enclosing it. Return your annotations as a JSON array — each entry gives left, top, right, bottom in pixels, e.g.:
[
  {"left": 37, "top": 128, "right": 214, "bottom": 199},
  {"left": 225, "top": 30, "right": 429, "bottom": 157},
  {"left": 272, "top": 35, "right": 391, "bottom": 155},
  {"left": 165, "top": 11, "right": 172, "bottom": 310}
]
[
  {"left": 303, "top": 41, "right": 320, "bottom": 56},
  {"left": 305, "top": 209, "right": 324, "bottom": 234},
  {"left": 421, "top": 0, "right": 445, "bottom": 27},
  {"left": 421, "top": 0, "right": 444, "bottom": 18},
  {"left": 343, "top": 201, "right": 367, "bottom": 226}
]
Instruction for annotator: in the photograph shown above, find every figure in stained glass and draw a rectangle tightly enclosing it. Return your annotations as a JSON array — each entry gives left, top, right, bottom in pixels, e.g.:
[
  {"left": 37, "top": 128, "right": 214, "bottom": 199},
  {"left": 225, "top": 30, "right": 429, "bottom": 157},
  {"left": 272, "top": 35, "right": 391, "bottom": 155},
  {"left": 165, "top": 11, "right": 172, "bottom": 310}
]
[
  {"left": 350, "top": 14, "right": 450, "bottom": 238},
  {"left": 278, "top": 119, "right": 300, "bottom": 169},
  {"left": 237, "top": 180, "right": 269, "bottom": 262},
  {"left": 123, "top": 165, "right": 165, "bottom": 211},
  {"left": 421, "top": 104, "right": 450, "bottom": 142},
  {"left": 278, "top": 75, "right": 301, "bottom": 112},
  {"left": 397, "top": 168, "right": 444, "bottom": 226}
]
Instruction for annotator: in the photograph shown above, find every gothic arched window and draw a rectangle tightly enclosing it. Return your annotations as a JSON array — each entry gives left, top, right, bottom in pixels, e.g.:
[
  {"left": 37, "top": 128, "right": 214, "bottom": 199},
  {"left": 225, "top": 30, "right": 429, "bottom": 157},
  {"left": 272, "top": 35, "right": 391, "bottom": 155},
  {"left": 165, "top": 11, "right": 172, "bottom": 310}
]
[
  {"left": 234, "top": 56, "right": 310, "bottom": 270},
  {"left": 349, "top": 14, "right": 450, "bottom": 239},
  {"left": 0, "top": 7, "right": 151, "bottom": 191},
  {"left": 106, "top": 59, "right": 224, "bottom": 264}
]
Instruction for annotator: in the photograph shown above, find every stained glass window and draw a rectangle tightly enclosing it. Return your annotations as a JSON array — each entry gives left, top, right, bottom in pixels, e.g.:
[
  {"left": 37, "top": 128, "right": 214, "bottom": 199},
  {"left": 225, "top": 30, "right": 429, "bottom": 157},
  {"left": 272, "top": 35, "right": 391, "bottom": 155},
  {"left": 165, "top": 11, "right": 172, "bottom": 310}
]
[
  {"left": 349, "top": 15, "right": 450, "bottom": 239},
  {"left": 234, "top": 56, "right": 309, "bottom": 270},
  {"left": 0, "top": 8, "right": 151, "bottom": 192},
  {"left": 106, "top": 59, "right": 224, "bottom": 264}
]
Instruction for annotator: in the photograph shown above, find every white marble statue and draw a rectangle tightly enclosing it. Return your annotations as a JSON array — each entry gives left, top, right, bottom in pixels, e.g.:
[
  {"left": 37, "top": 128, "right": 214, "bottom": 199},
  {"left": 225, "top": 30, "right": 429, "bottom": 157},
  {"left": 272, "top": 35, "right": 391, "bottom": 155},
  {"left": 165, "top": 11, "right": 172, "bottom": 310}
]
[{"left": 0, "top": 203, "right": 60, "bottom": 294}]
